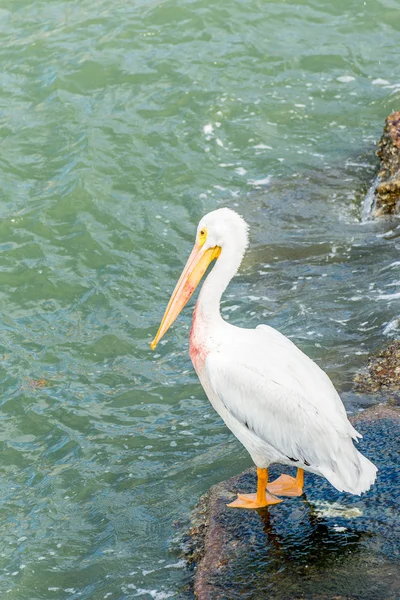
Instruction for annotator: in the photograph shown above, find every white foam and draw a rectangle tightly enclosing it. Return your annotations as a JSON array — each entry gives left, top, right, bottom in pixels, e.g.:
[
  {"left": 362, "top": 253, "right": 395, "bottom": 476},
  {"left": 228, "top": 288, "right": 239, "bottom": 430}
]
[
  {"left": 235, "top": 167, "right": 247, "bottom": 176},
  {"left": 372, "top": 78, "right": 390, "bottom": 85},
  {"left": 382, "top": 260, "right": 400, "bottom": 270},
  {"left": 383, "top": 317, "right": 400, "bottom": 335},
  {"left": 337, "top": 75, "right": 355, "bottom": 83},
  {"left": 126, "top": 586, "right": 175, "bottom": 599},
  {"left": 163, "top": 559, "right": 186, "bottom": 569},
  {"left": 248, "top": 176, "right": 271, "bottom": 186},
  {"left": 311, "top": 500, "right": 362, "bottom": 519},
  {"left": 377, "top": 291, "right": 400, "bottom": 300}
]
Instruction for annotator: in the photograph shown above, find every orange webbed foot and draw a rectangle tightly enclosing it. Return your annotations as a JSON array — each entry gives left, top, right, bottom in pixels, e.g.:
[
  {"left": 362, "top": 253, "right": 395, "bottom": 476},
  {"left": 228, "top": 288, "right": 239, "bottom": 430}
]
[
  {"left": 267, "top": 470, "right": 304, "bottom": 497},
  {"left": 227, "top": 491, "right": 282, "bottom": 509}
]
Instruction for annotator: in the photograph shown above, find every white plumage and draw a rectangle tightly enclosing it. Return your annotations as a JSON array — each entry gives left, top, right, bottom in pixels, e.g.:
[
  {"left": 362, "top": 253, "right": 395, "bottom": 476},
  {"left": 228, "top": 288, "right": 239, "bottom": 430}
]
[
  {"left": 200, "top": 323, "right": 375, "bottom": 495},
  {"left": 152, "top": 207, "right": 377, "bottom": 508}
]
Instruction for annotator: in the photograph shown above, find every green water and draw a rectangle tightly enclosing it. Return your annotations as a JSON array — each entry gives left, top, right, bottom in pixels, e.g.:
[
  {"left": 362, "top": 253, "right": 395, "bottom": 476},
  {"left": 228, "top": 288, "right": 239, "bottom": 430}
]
[{"left": 1, "top": 0, "right": 400, "bottom": 598}]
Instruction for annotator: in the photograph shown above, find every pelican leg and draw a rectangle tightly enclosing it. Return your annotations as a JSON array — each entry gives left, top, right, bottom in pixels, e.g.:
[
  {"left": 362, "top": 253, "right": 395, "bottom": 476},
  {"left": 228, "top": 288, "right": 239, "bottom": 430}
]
[
  {"left": 267, "top": 467, "right": 304, "bottom": 497},
  {"left": 227, "top": 467, "right": 282, "bottom": 509}
]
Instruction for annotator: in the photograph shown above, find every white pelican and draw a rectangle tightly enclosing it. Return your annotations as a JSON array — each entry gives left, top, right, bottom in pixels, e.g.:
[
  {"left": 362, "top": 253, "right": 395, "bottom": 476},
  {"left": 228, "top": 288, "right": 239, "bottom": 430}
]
[{"left": 151, "top": 208, "right": 377, "bottom": 509}]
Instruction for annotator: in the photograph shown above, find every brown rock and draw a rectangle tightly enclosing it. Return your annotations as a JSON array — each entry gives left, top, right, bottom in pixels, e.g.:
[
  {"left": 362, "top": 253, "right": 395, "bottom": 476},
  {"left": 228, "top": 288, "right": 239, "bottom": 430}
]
[
  {"left": 185, "top": 405, "right": 400, "bottom": 600},
  {"left": 373, "top": 111, "right": 400, "bottom": 216},
  {"left": 354, "top": 340, "right": 400, "bottom": 398}
]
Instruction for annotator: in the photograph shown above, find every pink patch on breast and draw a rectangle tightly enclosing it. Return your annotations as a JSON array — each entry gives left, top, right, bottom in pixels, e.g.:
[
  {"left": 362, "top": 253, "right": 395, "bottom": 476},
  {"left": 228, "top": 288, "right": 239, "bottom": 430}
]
[{"left": 189, "top": 304, "right": 208, "bottom": 372}]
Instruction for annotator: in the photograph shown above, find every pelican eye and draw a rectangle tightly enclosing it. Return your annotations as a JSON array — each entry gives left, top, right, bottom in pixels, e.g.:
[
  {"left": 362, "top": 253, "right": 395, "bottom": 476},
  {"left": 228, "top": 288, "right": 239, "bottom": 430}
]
[{"left": 198, "top": 227, "right": 208, "bottom": 246}]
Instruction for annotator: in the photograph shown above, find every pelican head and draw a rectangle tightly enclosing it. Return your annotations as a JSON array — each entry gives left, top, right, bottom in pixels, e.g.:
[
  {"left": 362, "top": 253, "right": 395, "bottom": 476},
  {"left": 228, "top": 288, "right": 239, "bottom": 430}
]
[
  {"left": 195, "top": 207, "right": 249, "bottom": 254},
  {"left": 150, "top": 208, "right": 248, "bottom": 349}
]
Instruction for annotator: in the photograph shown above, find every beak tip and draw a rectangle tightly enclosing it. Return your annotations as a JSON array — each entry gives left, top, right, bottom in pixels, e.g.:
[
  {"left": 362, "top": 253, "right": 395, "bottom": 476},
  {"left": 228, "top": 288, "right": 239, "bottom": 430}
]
[{"left": 150, "top": 340, "right": 157, "bottom": 350}]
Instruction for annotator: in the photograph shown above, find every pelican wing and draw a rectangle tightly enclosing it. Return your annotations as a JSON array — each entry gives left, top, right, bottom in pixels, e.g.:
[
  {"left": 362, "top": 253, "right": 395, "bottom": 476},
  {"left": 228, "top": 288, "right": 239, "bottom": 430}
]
[
  {"left": 205, "top": 325, "right": 359, "bottom": 471},
  {"left": 256, "top": 324, "right": 358, "bottom": 434}
]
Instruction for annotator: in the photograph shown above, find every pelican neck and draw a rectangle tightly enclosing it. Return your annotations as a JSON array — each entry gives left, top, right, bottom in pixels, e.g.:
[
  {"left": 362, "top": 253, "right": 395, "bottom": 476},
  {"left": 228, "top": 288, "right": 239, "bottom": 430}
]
[{"left": 196, "top": 242, "right": 245, "bottom": 324}]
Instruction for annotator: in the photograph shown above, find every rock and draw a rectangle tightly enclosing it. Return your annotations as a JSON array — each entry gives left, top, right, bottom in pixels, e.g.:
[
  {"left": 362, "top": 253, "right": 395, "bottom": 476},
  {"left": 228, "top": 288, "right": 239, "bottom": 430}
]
[
  {"left": 372, "top": 111, "right": 400, "bottom": 217},
  {"left": 185, "top": 405, "right": 400, "bottom": 600},
  {"left": 354, "top": 340, "right": 400, "bottom": 399}
]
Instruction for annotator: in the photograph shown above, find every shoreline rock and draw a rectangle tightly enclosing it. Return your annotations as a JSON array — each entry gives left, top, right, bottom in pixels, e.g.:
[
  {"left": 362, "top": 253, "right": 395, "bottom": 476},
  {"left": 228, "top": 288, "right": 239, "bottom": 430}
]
[
  {"left": 371, "top": 111, "right": 400, "bottom": 217},
  {"left": 354, "top": 340, "right": 400, "bottom": 397},
  {"left": 184, "top": 405, "right": 400, "bottom": 600}
]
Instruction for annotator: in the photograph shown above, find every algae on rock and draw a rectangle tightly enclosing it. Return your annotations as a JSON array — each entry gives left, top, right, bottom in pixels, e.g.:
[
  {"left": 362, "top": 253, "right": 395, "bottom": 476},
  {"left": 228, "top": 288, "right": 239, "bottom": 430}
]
[
  {"left": 355, "top": 340, "right": 400, "bottom": 396},
  {"left": 372, "top": 111, "right": 400, "bottom": 216}
]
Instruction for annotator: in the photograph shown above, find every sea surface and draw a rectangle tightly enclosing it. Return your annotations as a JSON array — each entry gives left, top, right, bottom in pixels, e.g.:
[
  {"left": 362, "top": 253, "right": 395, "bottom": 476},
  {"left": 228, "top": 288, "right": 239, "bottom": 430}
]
[{"left": 0, "top": 1, "right": 400, "bottom": 598}]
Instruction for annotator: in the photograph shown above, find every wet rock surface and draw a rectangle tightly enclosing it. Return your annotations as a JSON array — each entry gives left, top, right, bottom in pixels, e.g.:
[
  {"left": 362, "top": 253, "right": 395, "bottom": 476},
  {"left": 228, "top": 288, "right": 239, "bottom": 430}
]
[
  {"left": 354, "top": 340, "right": 400, "bottom": 397},
  {"left": 372, "top": 111, "right": 400, "bottom": 217},
  {"left": 185, "top": 406, "right": 400, "bottom": 600}
]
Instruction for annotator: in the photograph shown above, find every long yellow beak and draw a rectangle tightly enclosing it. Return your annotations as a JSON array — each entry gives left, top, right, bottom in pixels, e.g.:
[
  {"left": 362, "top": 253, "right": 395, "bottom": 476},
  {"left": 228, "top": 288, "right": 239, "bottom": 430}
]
[{"left": 150, "top": 243, "right": 221, "bottom": 350}]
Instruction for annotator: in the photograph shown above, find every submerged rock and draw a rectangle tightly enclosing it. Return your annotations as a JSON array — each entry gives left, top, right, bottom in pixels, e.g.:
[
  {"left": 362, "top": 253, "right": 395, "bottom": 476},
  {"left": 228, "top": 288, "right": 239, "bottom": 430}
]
[
  {"left": 371, "top": 111, "right": 400, "bottom": 217},
  {"left": 185, "top": 405, "right": 399, "bottom": 600},
  {"left": 354, "top": 340, "right": 400, "bottom": 397}
]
